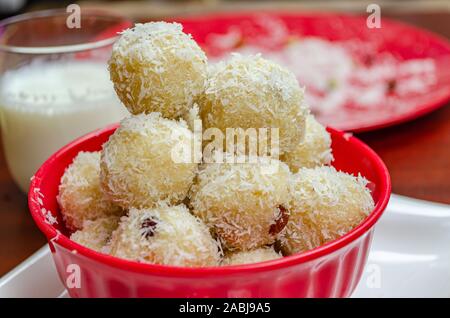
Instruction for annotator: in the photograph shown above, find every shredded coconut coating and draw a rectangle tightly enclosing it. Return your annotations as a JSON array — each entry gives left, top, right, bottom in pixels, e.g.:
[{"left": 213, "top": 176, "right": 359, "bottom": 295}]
[
  {"left": 221, "top": 246, "right": 282, "bottom": 266},
  {"left": 281, "top": 115, "right": 333, "bottom": 172},
  {"left": 199, "top": 53, "right": 308, "bottom": 155},
  {"left": 109, "top": 204, "right": 221, "bottom": 267},
  {"left": 109, "top": 22, "right": 207, "bottom": 118},
  {"left": 182, "top": 103, "right": 201, "bottom": 132},
  {"left": 189, "top": 155, "right": 291, "bottom": 251},
  {"left": 280, "top": 166, "right": 375, "bottom": 255},
  {"left": 70, "top": 216, "right": 120, "bottom": 253},
  {"left": 57, "top": 151, "right": 123, "bottom": 231},
  {"left": 100, "top": 113, "right": 199, "bottom": 209}
]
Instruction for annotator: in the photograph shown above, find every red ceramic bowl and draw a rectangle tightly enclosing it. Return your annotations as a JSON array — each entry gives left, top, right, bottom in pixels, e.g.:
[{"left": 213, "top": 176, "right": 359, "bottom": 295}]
[{"left": 29, "top": 124, "right": 390, "bottom": 298}]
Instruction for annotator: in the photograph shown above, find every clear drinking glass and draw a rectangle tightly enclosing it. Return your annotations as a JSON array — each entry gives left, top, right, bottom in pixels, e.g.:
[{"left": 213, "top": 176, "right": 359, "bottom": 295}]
[{"left": 0, "top": 9, "right": 131, "bottom": 192}]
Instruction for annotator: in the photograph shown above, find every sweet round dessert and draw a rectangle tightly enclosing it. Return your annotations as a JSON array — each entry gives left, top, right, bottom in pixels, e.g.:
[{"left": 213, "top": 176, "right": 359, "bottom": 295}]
[
  {"left": 281, "top": 115, "right": 333, "bottom": 172},
  {"left": 100, "top": 113, "right": 198, "bottom": 209},
  {"left": 108, "top": 204, "right": 221, "bottom": 267},
  {"left": 70, "top": 216, "right": 120, "bottom": 252},
  {"left": 199, "top": 53, "right": 308, "bottom": 155},
  {"left": 189, "top": 154, "right": 291, "bottom": 251},
  {"left": 280, "top": 166, "right": 375, "bottom": 254},
  {"left": 57, "top": 151, "right": 122, "bottom": 231},
  {"left": 109, "top": 22, "right": 207, "bottom": 119}
]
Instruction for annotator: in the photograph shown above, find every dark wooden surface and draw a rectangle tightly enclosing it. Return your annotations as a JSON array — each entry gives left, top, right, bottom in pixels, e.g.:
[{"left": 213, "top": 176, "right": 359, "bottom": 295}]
[{"left": 0, "top": 9, "right": 449, "bottom": 278}]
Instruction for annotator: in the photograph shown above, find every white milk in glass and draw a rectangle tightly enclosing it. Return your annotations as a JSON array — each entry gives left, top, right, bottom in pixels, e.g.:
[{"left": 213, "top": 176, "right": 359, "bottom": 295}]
[{"left": 0, "top": 60, "right": 128, "bottom": 192}]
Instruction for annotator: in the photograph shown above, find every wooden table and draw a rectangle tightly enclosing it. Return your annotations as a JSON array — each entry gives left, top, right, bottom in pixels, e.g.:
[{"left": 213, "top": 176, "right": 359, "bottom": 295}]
[{"left": 0, "top": 8, "right": 449, "bottom": 278}]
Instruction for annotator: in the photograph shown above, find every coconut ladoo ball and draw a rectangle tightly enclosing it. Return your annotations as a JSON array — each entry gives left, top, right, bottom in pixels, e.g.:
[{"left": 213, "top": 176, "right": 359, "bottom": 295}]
[
  {"left": 222, "top": 247, "right": 282, "bottom": 266},
  {"left": 280, "top": 166, "right": 375, "bottom": 255},
  {"left": 100, "top": 113, "right": 199, "bottom": 209},
  {"left": 281, "top": 115, "right": 333, "bottom": 172},
  {"left": 70, "top": 216, "right": 120, "bottom": 253},
  {"left": 109, "top": 204, "right": 221, "bottom": 267},
  {"left": 109, "top": 22, "right": 207, "bottom": 118},
  {"left": 189, "top": 154, "right": 291, "bottom": 251},
  {"left": 57, "top": 151, "right": 123, "bottom": 231},
  {"left": 200, "top": 53, "right": 308, "bottom": 155}
]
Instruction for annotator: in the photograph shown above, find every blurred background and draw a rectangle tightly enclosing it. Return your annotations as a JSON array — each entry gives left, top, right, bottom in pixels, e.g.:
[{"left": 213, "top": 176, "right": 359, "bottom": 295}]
[
  {"left": 0, "top": 0, "right": 449, "bottom": 33},
  {"left": 0, "top": 0, "right": 448, "bottom": 277}
]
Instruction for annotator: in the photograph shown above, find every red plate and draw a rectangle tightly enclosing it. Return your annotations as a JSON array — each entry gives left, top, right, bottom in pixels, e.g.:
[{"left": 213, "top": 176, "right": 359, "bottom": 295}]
[{"left": 173, "top": 12, "right": 450, "bottom": 132}]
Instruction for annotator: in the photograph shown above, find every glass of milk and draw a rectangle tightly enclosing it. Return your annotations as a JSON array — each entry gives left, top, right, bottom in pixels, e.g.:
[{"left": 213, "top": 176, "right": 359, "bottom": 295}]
[{"left": 0, "top": 9, "right": 131, "bottom": 192}]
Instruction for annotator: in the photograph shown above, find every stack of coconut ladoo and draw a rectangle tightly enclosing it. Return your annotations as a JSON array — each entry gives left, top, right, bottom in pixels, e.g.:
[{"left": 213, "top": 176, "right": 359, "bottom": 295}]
[{"left": 57, "top": 22, "right": 374, "bottom": 267}]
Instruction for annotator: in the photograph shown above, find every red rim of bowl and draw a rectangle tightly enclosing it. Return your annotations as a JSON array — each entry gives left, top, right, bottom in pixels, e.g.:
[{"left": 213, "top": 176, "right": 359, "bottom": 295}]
[
  {"left": 29, "top": 124, "right": 391, "bottom": 277},
  {"left": 173, "top": 11, "right": 450, "bottom": 133}
]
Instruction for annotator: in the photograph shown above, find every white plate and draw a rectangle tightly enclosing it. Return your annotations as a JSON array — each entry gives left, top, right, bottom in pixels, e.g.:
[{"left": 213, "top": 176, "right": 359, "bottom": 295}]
[
  {"left": 353, "top": 194, "right": 450, "bottom": 298},
  {"left": 0, "top": 245, "right": 66, "bottom": 298},
  {"left": 1, "top": 194, "right": 449, "bottom": 298}
]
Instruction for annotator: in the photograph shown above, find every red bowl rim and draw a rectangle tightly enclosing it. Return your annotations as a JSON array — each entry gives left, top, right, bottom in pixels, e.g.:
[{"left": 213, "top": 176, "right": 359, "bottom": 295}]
[{"left": 29, "top": 124, "right": 391, "bottom": 277}]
